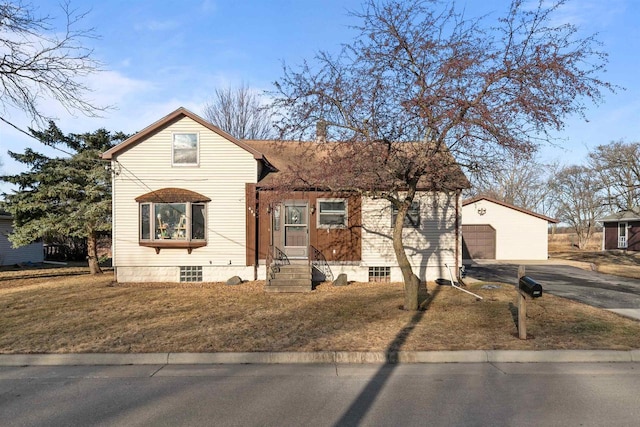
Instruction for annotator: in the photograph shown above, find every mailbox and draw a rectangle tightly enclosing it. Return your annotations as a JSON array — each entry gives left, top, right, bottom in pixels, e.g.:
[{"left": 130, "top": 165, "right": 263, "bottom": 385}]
[{"left": 519, "top": 276, "right": 543, "bottom": 298}]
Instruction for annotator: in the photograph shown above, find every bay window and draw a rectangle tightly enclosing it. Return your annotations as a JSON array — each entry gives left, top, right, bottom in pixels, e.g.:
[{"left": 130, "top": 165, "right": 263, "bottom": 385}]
[
  {"left": 140, "top": 202, "right": 205, "bottom": 241},
  {"left": 136, "top": 188, "right": 210, "bottom": 253}
]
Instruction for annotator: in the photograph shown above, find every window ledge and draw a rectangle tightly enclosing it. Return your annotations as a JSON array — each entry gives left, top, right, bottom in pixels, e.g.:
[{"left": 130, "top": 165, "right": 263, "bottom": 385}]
[{"left": 140, "top": 240, "right": 207, "bottom": 254}]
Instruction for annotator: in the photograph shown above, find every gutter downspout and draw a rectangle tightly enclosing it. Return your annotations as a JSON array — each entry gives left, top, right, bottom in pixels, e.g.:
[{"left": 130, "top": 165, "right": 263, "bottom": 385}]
[{"left": 111, "top": 160, "right": 117, "bottom": 282}]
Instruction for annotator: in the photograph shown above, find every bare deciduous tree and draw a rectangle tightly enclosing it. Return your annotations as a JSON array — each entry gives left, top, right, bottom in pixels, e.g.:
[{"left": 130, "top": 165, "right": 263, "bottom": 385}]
[
  {"left": 203, "top": 83, "right": 274, "bottom": 139},
  {"left": 549, "top": 165, "right": 606, "bottom": 249},
  {"left": 466, "top": 152, "right": 557, "bottom": 215},
  {"left": 0, "top": 1, "right": 104, "bottom": 130},
  {"left": 273, "top": 0, "right": 613, "bottom": 310},
  {"left": 588, "top": 141, "right": 640, "bottom": 211}
]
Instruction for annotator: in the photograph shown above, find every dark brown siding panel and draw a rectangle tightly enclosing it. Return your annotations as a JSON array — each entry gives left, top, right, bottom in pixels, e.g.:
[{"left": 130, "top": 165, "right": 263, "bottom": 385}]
[
  {"left": 257, "top": 192, "right": 271, "bottom": 260},
  {"left": 603, "top": 221, "right": 640, "bottom": 251},
  {"left": 604, "top": 223, "right": 618, "bottom": 250},
  {"left": 245, "top": 184, "right": 257, "bottom": 266},
  {"left": 313, "top": 194, "right": 362, "bottom": 262},
  {"left": 629, "top": 222, "right": 640, "bottom": 251},
  {"left": 462, "top": 225, "right": 496, "bottom": 260},
  {"left": 256, "top": 190, "right": 362, "bottom": 261}
]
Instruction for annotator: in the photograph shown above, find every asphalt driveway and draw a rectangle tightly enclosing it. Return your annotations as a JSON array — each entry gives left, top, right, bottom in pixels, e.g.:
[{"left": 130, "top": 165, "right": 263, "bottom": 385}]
[{"left": 463, "top": 261, "right": 640, "bottom": 320}]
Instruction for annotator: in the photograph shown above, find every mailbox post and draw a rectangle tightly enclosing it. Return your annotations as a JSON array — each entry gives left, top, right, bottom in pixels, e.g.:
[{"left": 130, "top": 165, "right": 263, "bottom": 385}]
[{"left": 516, "top": 266, "right": 543, "bottom": 340}]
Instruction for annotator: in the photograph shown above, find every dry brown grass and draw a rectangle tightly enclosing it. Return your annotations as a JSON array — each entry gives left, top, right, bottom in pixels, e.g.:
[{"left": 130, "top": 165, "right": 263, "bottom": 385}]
[
  {"left": 549, "top": 232, "right": 640, "bottom": 279},
  {"left": 1, "top": 266, "right": 639, "bottom": 354},
  {"left": 548, "top": 232, "right": 603, "bottom": 252}
]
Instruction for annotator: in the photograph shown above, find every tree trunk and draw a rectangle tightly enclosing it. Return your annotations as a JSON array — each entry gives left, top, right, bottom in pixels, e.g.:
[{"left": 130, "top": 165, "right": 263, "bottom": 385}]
[
  {"left": 87, "top": 230, "right": 103, "bottom": 275},
  {"left": 392, "top": 201, "right": 420, "bottom": 311}
]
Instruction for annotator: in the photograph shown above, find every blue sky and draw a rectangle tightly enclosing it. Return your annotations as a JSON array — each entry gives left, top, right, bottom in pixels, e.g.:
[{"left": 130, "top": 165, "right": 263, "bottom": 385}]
[{"left": 1, "top": 0, "right": 639, "bottom": 194}]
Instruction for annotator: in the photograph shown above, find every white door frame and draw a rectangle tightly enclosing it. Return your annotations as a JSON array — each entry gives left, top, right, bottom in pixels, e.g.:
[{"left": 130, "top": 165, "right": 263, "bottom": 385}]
[{"left": 282, "top": 201, "right": 309, "bottom": 258}]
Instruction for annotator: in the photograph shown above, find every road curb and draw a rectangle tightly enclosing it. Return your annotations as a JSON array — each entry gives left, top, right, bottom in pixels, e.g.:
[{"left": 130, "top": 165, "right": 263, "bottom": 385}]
[
  {"left": 486, "top": 350, "right": 634, "bottom": 363},
  {"left": 0, "top": 353, "right": 169, "bottom": 366},
  {"left": 0, "top": 350, "right": 638, "bottom": 366},
  {"left": 168, "top": 352, "right": 336, "bottom": 364}
]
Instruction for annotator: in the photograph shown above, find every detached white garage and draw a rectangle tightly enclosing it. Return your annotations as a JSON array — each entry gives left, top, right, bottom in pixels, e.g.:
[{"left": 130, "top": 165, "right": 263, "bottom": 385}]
[{"left": 462, "top": 197, "right": 557, "bottom": 261}]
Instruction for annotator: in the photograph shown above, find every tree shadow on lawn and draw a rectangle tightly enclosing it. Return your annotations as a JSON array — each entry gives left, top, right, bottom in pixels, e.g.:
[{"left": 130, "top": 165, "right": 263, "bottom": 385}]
[{"left": 332, "top": 284, "right": 442, "bottom": 426}]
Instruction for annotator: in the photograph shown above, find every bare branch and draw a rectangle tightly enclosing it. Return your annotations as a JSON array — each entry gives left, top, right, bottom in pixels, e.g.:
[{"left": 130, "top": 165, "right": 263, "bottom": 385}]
[
  {"left": 0, "top": 0, "right": 106, "bottom": 128},
  {"left": 203, "top": 82, "right": 274, "bottom": 140}
]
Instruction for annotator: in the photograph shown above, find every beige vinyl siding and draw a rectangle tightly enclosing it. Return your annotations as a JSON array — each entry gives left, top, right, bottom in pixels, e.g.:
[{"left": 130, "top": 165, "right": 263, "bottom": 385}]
[
  {"left": 0, "top": 218, "right": 44, "bottom": 266},
  {"left": 361, "top": 192, "right": 458, "bottom": 280},
  {"left": 462, "top": 199, "right": 549, "bottom": 260},
  {"left": 111, "top": 116, "right": 257, "bottom": 270}
]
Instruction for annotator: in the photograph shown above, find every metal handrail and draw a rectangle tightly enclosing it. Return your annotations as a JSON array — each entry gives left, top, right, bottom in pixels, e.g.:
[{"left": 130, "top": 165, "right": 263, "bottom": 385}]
[
  {"left": 309, "top": 245, "right": 334, "bottom": 282},
  {"left": 267, "top": 246, "right": 290, "bottom": 282}
]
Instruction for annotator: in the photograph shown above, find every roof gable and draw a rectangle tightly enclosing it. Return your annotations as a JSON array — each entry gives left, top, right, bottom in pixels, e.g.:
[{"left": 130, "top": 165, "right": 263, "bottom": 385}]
[
  {"left": 463, "top": 196, "right": 558, "bottom": 223},
  {"left": 102, "top": 107, "right": 266, "bottom": 161}
]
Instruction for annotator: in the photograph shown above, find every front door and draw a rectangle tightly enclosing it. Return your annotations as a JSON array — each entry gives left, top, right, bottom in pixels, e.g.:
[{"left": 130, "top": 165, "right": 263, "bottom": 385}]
[
  {"left": 283, "top": 202, "right": 308, "bottom": 258},
  {"left": 619, "top": 222, "right": 628, "bottom": 248}
]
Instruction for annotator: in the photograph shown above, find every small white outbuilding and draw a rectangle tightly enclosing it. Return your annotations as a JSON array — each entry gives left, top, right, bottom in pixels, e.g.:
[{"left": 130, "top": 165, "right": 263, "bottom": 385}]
[{"left": 461, "top": 197, "right": 557, "bottom": 261}]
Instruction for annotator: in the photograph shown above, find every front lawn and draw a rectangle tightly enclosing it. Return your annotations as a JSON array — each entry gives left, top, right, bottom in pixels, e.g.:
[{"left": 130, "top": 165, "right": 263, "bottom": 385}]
[{"left": 1, "top": 266, "right": 639, "bottom": 353}]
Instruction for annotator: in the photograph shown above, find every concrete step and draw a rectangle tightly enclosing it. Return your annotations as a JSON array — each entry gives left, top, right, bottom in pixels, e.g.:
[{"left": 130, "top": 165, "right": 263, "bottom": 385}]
[
  {"left": 271, "top": 265, "right": 311, "bottom": 280},
  {"left": 267, "top": 264, "right": 312, "bottom": 292},
  {"left": 268, "top": 278, "right": 312, "bottom": 287},
  {"left": 276, "top": 265, "right": 311, "bottom": 273},
  {"left": 274, "top": 272, "right": 311, "bottom": 280},
  {"left": 265, "top": 285, "right": 312, "bottom": 293}
]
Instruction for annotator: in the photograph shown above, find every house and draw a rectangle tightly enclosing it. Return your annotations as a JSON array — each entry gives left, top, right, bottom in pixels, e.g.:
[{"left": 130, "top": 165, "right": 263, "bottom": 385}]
[
  {"left": 599, "top": 208, "right": 640, "bottom": 251},
  {"left": 102, "top": 107, "right": 470, "bottom": 289},
  {"left": 0, "top": 211, "right": 44, "bottom": 266},
  {"left": 461, "top": 197, "right": 558, "bottom": 261}
]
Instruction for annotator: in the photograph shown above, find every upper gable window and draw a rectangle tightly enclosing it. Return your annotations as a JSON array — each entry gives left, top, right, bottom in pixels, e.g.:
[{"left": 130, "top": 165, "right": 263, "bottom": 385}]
[{"left": 172, "top": 133, "right": 198, "bottom": 165}]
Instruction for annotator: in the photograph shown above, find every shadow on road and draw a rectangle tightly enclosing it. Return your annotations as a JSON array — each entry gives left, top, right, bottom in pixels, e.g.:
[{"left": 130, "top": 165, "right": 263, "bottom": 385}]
[{"left": 333, "top": 285, "right": 441, "bottom": 426}]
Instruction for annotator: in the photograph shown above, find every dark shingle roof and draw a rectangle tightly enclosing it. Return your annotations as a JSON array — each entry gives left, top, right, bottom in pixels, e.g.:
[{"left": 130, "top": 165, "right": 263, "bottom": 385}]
[
  {"left": 135, "top": 188, "right": 211, "bottom": 203},
  {"left": 244, "top": 140, "right": 470, "bottom": 191},
  {"left": 599, "top": 208, "right": 640, "bottom": 222}
]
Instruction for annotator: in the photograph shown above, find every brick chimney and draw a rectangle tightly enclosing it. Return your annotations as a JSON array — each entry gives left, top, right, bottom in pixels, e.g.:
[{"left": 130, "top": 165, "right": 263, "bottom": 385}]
[{"left": 316, "top": 120, "right": 327, "bottom": 143}]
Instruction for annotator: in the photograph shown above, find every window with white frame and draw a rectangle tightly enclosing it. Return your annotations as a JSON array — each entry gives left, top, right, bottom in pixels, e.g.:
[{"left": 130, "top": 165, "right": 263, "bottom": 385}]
[
  {"left": 368, "top": 266, "right": 391, "bottom": 282},
  {"left": 391, "top": 201, "right": 420, "bottom": 228},
  {"left": 172, "top": 133, "right": 198, "bottom": 165},
  {"left": 140, "top": 202, "right": 206, "bottom": 242},
  {"left": 317, "top": 198, "right": 348, "bottom": 228}
]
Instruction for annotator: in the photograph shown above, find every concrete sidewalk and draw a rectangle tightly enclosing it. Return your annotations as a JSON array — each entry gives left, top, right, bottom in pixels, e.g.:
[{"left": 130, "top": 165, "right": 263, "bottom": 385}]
[{"left": 1, "top": 349, "right": 639, "bottom": 366}]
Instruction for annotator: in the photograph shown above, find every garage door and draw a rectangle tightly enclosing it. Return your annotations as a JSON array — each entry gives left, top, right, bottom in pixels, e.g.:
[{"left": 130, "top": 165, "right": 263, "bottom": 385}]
[{"left": 462, "top": 225, "right": 496, "bottom": 260}]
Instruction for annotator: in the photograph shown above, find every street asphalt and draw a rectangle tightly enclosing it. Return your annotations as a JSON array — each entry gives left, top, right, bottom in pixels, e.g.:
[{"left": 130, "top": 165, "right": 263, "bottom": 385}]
[
  {"left": 463, "top": 260, "right": 640, "bottom": 321},
  {"left": 2, "top": 363, "right": 640, "bottom": 426}
]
